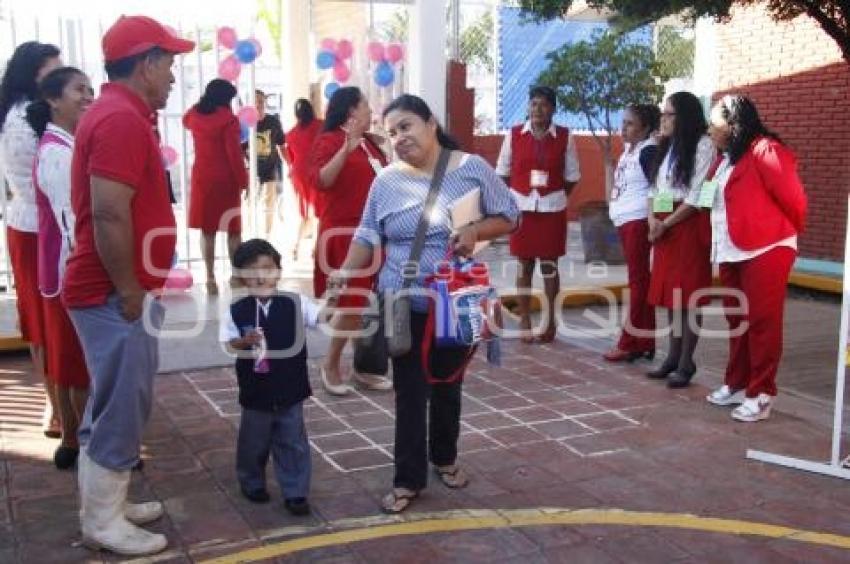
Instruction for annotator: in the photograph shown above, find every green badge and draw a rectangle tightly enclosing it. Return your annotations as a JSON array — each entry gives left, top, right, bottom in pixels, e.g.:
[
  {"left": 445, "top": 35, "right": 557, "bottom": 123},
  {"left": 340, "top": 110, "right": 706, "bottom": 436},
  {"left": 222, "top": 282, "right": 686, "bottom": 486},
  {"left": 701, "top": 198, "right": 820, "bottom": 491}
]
[
  {"left": 653, "top": 191, "right": 674, "bottom": 213},
  {"left": 697, "top": 180, "right": 718, "bottom": 208}
]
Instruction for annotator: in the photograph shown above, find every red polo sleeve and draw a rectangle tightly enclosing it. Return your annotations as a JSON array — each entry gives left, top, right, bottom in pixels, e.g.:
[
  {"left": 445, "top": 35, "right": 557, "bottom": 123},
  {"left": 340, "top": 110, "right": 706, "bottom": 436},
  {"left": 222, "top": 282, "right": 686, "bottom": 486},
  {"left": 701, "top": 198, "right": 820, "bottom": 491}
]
[
  {"left": 754, "top": 139, "right": 807, "bottom": 233},
  {"left": 87, "top": 112, "right": 151, "bottom": 190}
]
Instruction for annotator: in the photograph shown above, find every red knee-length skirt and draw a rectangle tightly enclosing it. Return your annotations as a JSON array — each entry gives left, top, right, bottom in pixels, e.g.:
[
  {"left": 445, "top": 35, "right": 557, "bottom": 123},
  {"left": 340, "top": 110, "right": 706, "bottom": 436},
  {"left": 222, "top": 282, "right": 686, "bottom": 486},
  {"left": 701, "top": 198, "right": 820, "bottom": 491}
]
[
  {"left": 509, "top": 210, "right": 567, "bottom": 259},
  {"left": 313, "top": 220, "right": 374, "bottom": 308},
  {"left": 648, "top": 207, "right": 712, "bottom": 309},
  {"left": 188, "top": 182, "right": 242, "bottom": 234},
  {"left": 42, "top": 296, "right": 89, "bottom": 388},
  {"left": 7, "top": 227, "right": 46, "bottom": 345}
]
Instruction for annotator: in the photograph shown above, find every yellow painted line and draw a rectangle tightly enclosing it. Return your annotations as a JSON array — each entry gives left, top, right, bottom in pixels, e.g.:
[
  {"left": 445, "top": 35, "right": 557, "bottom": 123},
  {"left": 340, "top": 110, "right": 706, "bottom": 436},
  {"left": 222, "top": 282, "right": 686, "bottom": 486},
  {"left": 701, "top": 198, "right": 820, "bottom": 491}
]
[
  {"left": 789, "top": 271, "right": 842, "bottom": 294},
  {"left": 200, "top": 507, "right": 850, "bottom": 563}
]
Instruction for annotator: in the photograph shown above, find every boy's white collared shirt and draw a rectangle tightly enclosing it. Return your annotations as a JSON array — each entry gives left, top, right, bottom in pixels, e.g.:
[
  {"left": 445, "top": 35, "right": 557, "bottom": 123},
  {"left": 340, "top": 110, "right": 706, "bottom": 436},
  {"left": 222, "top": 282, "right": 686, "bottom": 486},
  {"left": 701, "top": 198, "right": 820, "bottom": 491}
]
[{"left": 219, "top": 293, "right": 321, "bottom": 342}]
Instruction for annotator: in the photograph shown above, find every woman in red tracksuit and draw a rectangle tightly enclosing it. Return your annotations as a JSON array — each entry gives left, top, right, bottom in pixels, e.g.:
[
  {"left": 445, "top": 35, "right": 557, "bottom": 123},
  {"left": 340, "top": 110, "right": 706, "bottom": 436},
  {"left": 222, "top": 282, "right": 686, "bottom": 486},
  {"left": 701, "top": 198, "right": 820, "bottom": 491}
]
[
  {"left": 307, "top": 86, "right": 390, "bottom": 396},
  {"left": 183, "top": 79, "right": 248, "bottom": 295},
  {"left": 704, "top": 95, "right": 806, "bottom": 422}
]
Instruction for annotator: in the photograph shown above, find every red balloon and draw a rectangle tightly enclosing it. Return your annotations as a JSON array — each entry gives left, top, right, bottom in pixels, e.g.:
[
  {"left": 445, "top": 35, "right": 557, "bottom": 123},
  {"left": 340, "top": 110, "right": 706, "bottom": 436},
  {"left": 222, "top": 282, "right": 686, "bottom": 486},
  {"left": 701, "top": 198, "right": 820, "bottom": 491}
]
[
  {"left": 336, "top": 39, "right": 353, "bottom": 60},
  {"left": 367, "top": 41, "right": 385, "bottom": 62},
  {"left": 333, "top": 60, "right": 351, "bottom": 83},
  {"left": 386, "top": 43, "right": 404, "bottom": 64}
]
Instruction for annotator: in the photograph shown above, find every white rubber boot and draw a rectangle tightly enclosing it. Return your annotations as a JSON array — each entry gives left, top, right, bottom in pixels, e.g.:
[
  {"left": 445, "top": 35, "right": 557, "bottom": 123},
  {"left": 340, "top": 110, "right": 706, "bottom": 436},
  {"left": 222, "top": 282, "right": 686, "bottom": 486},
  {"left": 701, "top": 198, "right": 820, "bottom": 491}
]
[
  {"left": 78, "top": 450, "right": 167, "bottom": 556},
  {"left": 124, "top": 501, "right": 163, "bottom": 525}
]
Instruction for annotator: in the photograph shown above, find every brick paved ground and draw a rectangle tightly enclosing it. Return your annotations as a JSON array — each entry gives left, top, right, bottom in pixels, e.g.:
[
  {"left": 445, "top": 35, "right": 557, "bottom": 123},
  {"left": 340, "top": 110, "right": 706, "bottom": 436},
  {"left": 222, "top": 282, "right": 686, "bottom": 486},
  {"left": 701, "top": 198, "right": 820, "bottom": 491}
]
[{"left": 3, "top": 335, "right": 850, "bottom": 563}]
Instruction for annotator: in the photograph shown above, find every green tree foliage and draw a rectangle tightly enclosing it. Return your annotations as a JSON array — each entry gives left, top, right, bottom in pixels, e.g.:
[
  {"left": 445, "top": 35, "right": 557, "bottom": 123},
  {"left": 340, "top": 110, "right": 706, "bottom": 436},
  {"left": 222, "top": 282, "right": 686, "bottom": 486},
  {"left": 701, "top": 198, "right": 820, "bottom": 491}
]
[
  {"left": 518, "top": 1, "right": 850, "bottom": 63},
  {"left": 536, "top": 30, "right": 665, "bottom": 183},
  {"left": 657, "top": 25, "right": 695, "bottom": 78},
  {"left": 256, "top": 0, "right": 283, "bottom": 61},
  {"left": 459, "top": 11, "right": 495, "bottom": 72}
]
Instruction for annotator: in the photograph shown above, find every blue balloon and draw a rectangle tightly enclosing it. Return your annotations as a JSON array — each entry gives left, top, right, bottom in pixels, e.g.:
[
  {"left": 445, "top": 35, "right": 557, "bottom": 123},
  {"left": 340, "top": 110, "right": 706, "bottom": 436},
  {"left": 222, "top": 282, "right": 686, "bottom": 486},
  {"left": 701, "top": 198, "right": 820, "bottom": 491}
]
[
  {"left": 234, "top": 40, "right": 258, "bottom": 64},
  {"left": 374, "top": 61, "right": 394, "bottom": 87},
  {"left": 239, "top": 123, "right": 250, "bottom": 143},
  {"left": 316, "top": 50, "right": 335, "bottom": 70},
  {"left": 324, "top": 81, "right": 340, "bottom": 100}
]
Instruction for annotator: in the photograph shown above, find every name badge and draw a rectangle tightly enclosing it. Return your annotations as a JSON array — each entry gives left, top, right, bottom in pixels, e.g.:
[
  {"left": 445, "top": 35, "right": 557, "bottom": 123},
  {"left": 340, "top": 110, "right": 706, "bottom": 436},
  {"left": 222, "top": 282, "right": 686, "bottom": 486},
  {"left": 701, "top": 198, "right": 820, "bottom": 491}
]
[
  {"left": 697, "top": 179, "right": 718, "bottom": 208},
  {"left": 653, "top": 191, "right": 674, "bottom": 213},
  {"left": 530, "top": 169, "right": 549, "bottom": 188}
]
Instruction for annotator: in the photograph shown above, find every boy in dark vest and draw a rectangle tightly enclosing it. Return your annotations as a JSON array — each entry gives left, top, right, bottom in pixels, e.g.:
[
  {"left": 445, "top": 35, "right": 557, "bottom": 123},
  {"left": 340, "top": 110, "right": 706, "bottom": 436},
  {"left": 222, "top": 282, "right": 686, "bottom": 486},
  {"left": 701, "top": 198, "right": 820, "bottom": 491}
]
[{"left": 219, "top": 239, "right": 321, "bottom": 515}]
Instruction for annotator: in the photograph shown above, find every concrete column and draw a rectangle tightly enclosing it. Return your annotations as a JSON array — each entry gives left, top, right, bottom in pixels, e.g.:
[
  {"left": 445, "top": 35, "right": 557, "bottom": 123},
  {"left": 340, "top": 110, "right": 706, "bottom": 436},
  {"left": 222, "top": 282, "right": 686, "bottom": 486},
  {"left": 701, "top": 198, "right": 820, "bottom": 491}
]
[
  {"left": 409, "top": 0, "right": 447, "bottom": 124},
  {"left": 282, "top": 0, "right": 311, "bottom": 120}
]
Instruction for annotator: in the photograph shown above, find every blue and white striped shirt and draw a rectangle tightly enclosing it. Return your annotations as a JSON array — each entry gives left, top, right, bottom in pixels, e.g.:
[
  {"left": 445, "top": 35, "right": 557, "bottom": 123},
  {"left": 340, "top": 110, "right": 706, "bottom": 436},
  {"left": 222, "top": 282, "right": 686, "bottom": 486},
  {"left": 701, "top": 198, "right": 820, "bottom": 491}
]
[{"left": 353, "top": 153, "right": 520, "bottom": 311}]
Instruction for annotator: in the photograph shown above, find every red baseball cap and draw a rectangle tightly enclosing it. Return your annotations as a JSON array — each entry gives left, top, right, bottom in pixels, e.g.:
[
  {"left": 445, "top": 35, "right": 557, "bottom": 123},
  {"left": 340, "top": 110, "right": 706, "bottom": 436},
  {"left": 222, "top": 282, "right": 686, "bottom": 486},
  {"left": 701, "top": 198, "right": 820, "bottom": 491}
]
[{"left": 102, "top": 15, "right": 195, "bottom": 63}]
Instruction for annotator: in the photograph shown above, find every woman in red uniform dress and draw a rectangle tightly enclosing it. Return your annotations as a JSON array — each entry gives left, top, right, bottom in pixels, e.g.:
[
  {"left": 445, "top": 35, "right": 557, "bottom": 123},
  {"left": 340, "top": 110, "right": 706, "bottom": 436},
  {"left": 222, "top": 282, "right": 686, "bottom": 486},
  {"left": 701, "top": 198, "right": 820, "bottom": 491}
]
[
  {"left": 183, "top": 79, "right": 248, "bottom": 294},
  {"left": 496, "top": 86, "right": 580, "bottom": 343},
  {"left": 307, "top": 87, "right": 390, "bottom": 395},
  {"left": 284, "top": 98, "right": 322, "bottom": 260},
  {"left": 646, "top": 91, "right": 717, "bottom": 388}
]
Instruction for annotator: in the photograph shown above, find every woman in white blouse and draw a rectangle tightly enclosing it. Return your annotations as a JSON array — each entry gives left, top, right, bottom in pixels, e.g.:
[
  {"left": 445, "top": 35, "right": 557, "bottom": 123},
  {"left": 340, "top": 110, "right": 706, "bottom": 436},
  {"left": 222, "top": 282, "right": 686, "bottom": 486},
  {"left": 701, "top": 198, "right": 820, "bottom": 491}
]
[
  {"left": 26, "top": 66, "right": 94, "bottom": 468},
  {"left": 646, "top": 92, "right": 718, "bottom": 389},
  {"left": 604, "top": 104, "right": 660, "bottom": 362},
  {"left": 0, "top": 41, "right": 62, "bottom": 436}
]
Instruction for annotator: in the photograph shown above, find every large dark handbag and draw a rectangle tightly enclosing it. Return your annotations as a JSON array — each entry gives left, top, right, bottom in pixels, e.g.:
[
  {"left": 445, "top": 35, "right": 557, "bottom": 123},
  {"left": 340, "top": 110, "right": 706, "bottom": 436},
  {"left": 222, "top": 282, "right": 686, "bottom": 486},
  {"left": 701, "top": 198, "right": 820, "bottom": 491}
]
[{"left": 352, "top": 149, "right": 451, "bottom": 375}]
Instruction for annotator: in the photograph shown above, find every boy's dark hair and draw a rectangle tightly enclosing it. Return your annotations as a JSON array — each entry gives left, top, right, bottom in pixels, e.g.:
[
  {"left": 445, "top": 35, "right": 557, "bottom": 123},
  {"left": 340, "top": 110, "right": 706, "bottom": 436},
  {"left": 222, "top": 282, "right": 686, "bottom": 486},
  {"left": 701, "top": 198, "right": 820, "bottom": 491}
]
[
  {"left": 529, "top": 85, "right": 557, "bottom": 108},
  {"left": 233, "top": 238, "right": 281, "bottom": 269}
]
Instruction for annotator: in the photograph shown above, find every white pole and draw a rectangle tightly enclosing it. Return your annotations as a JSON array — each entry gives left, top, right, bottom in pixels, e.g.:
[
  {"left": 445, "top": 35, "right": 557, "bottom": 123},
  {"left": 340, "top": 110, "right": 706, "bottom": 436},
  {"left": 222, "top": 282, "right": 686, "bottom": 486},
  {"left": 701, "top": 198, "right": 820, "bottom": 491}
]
[{"left": 830, "top": 194, "right": 850, "bottom": 465}]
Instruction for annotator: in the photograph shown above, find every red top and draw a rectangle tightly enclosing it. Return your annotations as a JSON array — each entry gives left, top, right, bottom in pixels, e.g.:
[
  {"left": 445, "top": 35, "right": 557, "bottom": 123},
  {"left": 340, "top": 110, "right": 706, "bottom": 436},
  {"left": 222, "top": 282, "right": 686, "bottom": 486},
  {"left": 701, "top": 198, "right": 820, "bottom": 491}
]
[
  {"left": 63, "top": 83, "right": 176, "bottom": 307},
  {"left": 306, "top": 129, "right": 387, "bottom": 224},
  {"left": 724, "top": 136, "right": 807, "bottom": 250},
  {"left": 285, "top": 120, "right": 322, "bottom": 187},
  {"left": 509, "top": 124, "right": 569, "bottom": 196}
]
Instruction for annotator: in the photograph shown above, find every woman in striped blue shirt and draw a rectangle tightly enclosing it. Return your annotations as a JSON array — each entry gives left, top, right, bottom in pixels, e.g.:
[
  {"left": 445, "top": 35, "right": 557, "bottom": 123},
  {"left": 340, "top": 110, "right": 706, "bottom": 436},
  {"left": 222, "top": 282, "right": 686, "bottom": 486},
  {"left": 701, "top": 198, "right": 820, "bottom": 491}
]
[{"left": 328, "top": 94, "right": 519, "bottom": 514}]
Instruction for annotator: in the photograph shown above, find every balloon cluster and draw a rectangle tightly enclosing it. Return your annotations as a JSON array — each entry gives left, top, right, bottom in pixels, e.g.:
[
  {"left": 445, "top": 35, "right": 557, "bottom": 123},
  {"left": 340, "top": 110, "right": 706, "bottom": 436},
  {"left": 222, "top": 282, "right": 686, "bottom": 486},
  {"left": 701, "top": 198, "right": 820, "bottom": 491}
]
[
  {"left": 316, "top": 38, "right": 353, "bottom": 100},
  {"left": 217, "top": 27, "right": 263, "bottom": 82},
  {"left": 367, "top": 41, "right": 403, "bottom": 88}
]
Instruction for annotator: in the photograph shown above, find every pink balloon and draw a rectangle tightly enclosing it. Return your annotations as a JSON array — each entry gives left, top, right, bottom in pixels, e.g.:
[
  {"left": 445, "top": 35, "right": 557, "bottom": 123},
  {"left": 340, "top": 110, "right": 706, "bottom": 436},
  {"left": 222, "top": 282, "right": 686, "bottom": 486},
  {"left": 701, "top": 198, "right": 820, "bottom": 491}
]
[
  {"left": 218, "top": 55, "right": 241, "bottom": 81},
  {"left": 248, "top": 38, "right": 262, "bottom": 58},
  {"left": 333, "top": 60, "right": 351, "bottom": 83},
  {"left": 335, "top": 39, "right": 353, "bottom": 60},
  {"left": 217, "top": 26, "right": 238, "bottom": 49},
  {"left": 238, "top": 106, "right": 260, "bottom": 127},
  {"left": 164, "top": 267, "right": 193, "bottom": 291},
  {"left": 161, "top": 145, "right": 178, "bottom": 167},
  {"left": 367, "top": 41, "right": 385, "bottom": 62},
  {"left": 320, "top": 38, "right": 336, "bottom": 52},
  {"left": 386, "top": 43, "right": 404, "bottom": 64}
]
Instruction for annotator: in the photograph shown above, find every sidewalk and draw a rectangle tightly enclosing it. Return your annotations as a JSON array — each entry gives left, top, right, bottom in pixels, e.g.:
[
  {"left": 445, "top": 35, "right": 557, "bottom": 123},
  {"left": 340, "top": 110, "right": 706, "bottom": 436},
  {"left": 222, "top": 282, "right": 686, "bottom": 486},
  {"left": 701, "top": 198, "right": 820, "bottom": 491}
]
[
  {"left": 2, "top": 223, "right": 849, "bottom": 562},
  {"left": 3, "top": 337, "right": 850, "bottom": 562}
]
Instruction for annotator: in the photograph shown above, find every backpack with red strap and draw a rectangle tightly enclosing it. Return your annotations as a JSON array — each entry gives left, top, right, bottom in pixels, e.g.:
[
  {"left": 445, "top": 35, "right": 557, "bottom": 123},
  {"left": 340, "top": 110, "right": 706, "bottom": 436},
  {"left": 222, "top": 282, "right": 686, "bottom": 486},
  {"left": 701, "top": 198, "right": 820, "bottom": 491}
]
[{"left": 422, "top": 257, "right": 502, "bottom": 384}]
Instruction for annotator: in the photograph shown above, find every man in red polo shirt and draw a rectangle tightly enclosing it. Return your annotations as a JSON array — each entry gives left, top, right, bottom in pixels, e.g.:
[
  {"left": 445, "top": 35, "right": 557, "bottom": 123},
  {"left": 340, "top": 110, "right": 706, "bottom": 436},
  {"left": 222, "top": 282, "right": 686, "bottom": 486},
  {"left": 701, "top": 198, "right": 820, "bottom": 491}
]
[{"left": 63, "top": 15, "right": 193, "bottom": 556}]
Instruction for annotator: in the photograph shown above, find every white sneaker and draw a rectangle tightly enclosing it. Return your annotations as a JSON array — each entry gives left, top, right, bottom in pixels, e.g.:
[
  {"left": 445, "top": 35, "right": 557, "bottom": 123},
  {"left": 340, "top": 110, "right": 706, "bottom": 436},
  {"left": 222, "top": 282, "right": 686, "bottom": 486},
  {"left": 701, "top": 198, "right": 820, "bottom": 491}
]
[
  {"left": 706, "top": 385, "right": 745, "bottom": 406},
  {"left": 731, "top": 394, "right": 773, "bottom": 422}
]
